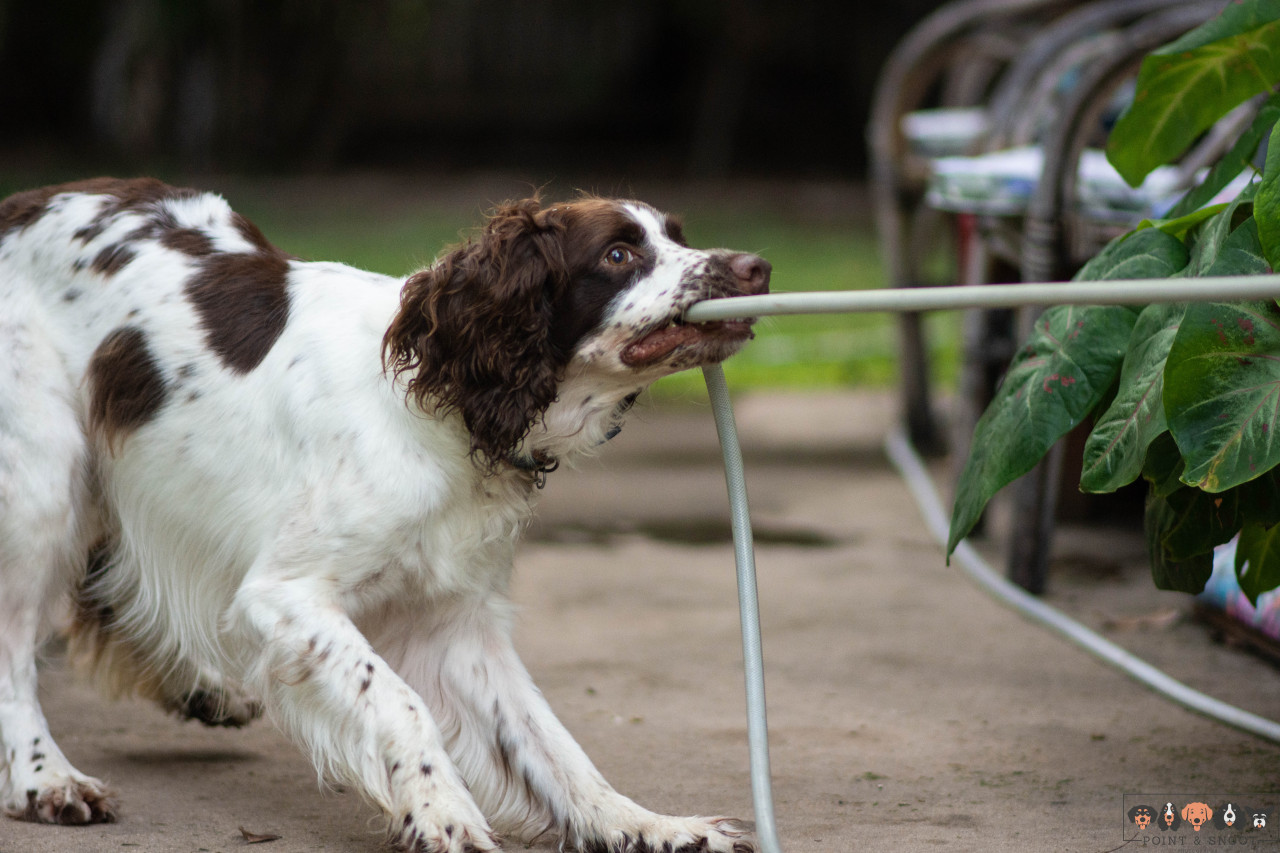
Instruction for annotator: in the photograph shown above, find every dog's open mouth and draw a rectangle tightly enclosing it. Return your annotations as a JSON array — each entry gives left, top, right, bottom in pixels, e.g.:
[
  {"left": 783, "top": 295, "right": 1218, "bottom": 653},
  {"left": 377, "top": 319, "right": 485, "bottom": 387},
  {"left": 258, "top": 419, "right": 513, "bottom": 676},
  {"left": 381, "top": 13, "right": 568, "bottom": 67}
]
[{"left": 621, "top": 317, "right": 756, "bottom": 367}]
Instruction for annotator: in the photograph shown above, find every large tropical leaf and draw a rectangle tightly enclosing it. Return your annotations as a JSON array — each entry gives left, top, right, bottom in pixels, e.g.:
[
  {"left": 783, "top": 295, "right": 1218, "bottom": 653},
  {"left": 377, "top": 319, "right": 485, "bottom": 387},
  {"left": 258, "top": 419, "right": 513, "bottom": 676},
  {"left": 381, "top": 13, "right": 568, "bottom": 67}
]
[
  {"left": 947, "top": 228, "right": 1189, "bottom": 555},
  {"left": 946, "top": 301, "right": 1138, "bottom": 555},
  {"left": 1165, "top": 92, "right": 1279, "bottom": 220},
  {"left": 1073, "top": 223, "right": 1192, "bottom": 283},
  {"left": 1107, "top": 0, "right": 1280, "bottom": 186},
  {"left": 1165, "top": 251, "right": 1280, "bottom": 493},
  {"left": 1080, "top": 302, "right": 1185, "bottom": 493}
]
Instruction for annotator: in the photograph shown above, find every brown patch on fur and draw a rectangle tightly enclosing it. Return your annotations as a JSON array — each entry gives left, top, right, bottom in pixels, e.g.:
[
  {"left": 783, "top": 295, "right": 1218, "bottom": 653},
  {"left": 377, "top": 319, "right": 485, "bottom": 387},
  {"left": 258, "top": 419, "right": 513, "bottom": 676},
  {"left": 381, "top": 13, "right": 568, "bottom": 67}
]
[
  {"left": 231, "top": 211, "right": 276, "bottom": 253},
  {"left": 544, "top": 200, "right": 656, "bottom": 356},
  {"left": 71, "top": 178, "right": 199, "bottom": 240},
  {"left": 663, "top": 214, "right": 688, "bottom": 247},
  {"left": 91, "top": 243, "right": 137, "bottom": 276},
  {"left": 86, "top": 327, "right": 169, "bottom": 451},
  {"left": 382, "top": 197, "right": 654, "bottom": 470},
  {"left": 0, "top": 178, "right": 202, "bottom": 249},
  {"left": 382, "top": 198, "right": 572, "bottom": 469},
  {"left": 8, "top": 178, "right": 198, "bottom": 243},
  {"left": 186, "top": 251, "right": 291, "bottom": 373},
  {"left": 0, "top": 186, "right": 61, "bottom": 241},
  {"left": 160, "top": 226, "right": 215, "bottom": 256}
]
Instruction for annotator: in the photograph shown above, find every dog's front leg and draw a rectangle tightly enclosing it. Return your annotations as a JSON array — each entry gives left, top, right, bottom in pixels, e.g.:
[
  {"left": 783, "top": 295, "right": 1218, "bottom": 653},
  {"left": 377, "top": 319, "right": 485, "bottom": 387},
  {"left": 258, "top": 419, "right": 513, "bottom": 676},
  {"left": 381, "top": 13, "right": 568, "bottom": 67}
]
[
  {"left": 383, "top": 597, "right": 753, "bottom": 853},
  {"left": 228, "top": 574, "right": 498, "bottom": 853}
]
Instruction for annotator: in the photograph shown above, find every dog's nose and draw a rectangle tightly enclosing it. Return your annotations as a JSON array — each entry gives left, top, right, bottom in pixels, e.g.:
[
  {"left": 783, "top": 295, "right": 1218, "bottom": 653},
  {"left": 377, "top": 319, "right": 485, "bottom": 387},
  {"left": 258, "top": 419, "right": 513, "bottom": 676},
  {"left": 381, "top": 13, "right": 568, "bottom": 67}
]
[{"left": 729, "top": 253, "right": 771, "bottom": 295}]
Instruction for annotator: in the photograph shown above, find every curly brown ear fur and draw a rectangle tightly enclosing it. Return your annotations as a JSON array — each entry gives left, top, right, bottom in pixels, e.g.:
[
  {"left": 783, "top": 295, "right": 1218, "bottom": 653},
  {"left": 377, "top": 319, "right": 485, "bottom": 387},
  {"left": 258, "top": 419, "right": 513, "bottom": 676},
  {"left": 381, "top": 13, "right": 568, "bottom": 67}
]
[{"left": 382, "top": 198, "right": 571, "bottom": 469}]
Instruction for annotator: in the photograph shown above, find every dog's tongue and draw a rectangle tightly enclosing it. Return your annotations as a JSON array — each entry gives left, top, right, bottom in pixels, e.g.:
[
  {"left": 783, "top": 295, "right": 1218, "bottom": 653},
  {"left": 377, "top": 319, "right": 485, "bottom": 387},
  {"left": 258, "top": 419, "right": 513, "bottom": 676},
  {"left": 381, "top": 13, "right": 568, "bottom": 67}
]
[{"left": 621, "top": 324, "right": 704, "bottom": 366}]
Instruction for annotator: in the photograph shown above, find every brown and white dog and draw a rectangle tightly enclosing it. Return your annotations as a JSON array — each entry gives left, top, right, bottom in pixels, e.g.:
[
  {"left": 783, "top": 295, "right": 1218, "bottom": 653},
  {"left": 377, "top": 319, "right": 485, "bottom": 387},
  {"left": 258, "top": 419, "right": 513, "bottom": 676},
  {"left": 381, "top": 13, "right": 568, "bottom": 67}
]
[{"left": 0, "top": 179, "right": 769, "bottom": 852}]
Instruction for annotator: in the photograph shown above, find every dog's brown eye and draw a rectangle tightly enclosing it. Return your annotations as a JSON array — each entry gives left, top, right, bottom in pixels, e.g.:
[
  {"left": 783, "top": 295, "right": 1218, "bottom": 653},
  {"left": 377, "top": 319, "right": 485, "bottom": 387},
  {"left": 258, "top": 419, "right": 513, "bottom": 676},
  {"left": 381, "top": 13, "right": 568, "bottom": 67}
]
[{"left": 605, "top": 247, "right": 634, "bottom": 266}]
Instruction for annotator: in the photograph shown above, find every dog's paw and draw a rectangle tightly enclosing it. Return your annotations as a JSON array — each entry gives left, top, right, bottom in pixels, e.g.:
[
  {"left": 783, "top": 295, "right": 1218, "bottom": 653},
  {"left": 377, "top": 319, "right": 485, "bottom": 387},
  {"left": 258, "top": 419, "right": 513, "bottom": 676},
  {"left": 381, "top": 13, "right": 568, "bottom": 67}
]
[
  {"left": 394, "top": 813, "right": 500, "bottom": 853},
  {"left": 170, "top": 686, "right": 263, "bottom": 728},
  {"left": 6, "top": 777, "right": 117, "bottom": 825},
  {"left": 580, "top": 815, "right": 755, "bottom": 853},
  {"left": 390, "top": 779, "right": 500, "bottom": 853}
]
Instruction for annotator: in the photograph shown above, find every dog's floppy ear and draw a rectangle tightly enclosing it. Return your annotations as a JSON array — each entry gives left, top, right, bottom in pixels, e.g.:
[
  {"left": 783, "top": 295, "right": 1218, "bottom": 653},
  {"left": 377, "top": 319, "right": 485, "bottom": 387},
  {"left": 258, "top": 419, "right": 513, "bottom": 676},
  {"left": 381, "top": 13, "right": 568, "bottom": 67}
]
[{"left": 383, "top": 198, "right": 571, "bottom": 468}]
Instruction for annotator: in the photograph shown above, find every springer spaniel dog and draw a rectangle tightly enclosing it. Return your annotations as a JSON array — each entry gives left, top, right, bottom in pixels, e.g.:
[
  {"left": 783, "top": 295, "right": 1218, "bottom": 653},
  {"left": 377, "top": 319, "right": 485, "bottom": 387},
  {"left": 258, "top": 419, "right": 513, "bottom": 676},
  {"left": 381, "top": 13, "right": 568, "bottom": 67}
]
[{"left": 0, "top": 178, "right": 769, "bottom": 852}]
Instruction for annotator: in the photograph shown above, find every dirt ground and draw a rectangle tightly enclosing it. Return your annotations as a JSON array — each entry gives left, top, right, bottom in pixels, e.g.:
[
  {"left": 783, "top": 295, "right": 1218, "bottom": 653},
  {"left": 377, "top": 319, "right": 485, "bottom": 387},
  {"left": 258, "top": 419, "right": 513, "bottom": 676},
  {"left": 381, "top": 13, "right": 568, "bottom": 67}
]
[{"left": 6, "top": 389, "right": 1279, "bottom": 853}]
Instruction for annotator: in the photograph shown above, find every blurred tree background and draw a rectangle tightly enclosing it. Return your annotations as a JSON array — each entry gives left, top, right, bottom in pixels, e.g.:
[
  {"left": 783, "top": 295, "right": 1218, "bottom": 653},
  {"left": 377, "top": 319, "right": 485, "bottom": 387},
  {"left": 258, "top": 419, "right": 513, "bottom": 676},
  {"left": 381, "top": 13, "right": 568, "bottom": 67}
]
[{"left": 0, "top": 0, "right": 942, "bottom": 178}]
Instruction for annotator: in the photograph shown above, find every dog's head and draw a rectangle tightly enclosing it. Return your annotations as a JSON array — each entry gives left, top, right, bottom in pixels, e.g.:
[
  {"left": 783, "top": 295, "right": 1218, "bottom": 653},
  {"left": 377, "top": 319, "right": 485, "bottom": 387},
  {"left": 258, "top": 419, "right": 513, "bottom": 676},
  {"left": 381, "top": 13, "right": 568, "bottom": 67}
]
[
  {"left": 382, "top": 197, "right": 769, "bottom": 467},
  {"left": 1160, "top": 802, "right": 1182, "bottom": 830},
  {"left": 1181, "top": 802, "right": 1212, "bottom": 831},
  {"left": 1128, "top": 805, "right": 1153, "bottom": 831},
  {"left": 1214, "top": 803, "right": 1239, "bottom": 829}
]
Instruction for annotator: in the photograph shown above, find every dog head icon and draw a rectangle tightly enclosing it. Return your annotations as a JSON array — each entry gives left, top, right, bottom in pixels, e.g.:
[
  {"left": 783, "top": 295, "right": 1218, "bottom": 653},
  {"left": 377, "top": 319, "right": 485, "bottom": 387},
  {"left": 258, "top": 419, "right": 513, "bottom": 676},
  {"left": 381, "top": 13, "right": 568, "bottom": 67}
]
[
  {"left": 1214, "top": 803, "right": 1240, "bottom": 829},
  {"left": 1160, "top": 802, "right": 1182, "bottom": 830},
  {"left": 1252, "top": 810, "right": 1270, "bottom": 830},
  {"left": 1129, "top": 804, "right": 1154, "bottom": 831},
  {"left": 1181, "top": 802, "right": 1212, "bottom": 832},
  {"left": 1128, "top": 804, "right": 1154, "bottom": 831}
]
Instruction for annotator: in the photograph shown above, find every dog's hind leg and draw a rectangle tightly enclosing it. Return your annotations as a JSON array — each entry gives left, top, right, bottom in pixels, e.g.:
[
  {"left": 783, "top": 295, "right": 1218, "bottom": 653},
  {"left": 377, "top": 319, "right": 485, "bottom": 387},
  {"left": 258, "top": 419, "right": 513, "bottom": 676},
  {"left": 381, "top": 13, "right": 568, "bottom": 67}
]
[
  {"left": 0, "top": 319, "right": 116, "bottom": 824},
  {"left": 69, "top": 544, "right": 264, "bottom": 730}
]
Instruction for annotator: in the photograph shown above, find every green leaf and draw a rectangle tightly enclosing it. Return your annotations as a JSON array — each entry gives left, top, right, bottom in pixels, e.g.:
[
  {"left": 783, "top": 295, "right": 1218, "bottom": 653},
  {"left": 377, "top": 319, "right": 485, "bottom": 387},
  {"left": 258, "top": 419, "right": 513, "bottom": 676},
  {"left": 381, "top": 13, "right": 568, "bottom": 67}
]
[
  {"left": 948, "top": 228, "right": 1188, "bottom": 554},
  {"left": 1158, "top": 0, "right": 1280, "bottom": 54},
  {"left": 1137, "top": 203, "right": 1231, "bottom": 243},
  {"left": 1081, "top": 303, "right": 1185, "bottom": 493},
  {"left": 1204, "top": 214, "right": 1271, "bottom": 277},
  {"left": 1106, "top": 1, "right": 1280, "bottom": 186},
  {"left": 1181, "top": 187, "right": 1258, "bottom": 277},
  {"left": 1162, "top": 484, "right": 1259, "bottom": 560},
  {"left": 1235, "top": 522, "right": 1280, "bottom": 605},
  {"left": 1142, "top": 430, "right": 1187, "bottom": 498},
  {"left": 947, "top": 303, "right": 1139, "bottom": 554},
  {"left": 1166, "top": 291, "right": 1280, "bottom": 493},
  {"left": 1165, "top": 92, "right": 1279, "bottom": 220},
  {"left": 1144, "top": 487, "right": 1215, "bottom": 594},
  {"left": 1257, "top": 118, "right": 1280, "bottom": 269},
  {"left": 1140, "top": 471, "right": 1280, "bottom": 593},
  {"left": 1072, "top": 224, "right": 1193, "bottom": 283}
]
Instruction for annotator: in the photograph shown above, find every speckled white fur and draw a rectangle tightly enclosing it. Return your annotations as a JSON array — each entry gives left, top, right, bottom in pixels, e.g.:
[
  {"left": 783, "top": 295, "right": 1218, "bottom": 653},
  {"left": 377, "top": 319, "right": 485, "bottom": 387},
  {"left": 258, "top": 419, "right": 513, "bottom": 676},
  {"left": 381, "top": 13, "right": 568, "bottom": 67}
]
[{"left": 0, "top": 183, "right": 759, "bottom": 852}]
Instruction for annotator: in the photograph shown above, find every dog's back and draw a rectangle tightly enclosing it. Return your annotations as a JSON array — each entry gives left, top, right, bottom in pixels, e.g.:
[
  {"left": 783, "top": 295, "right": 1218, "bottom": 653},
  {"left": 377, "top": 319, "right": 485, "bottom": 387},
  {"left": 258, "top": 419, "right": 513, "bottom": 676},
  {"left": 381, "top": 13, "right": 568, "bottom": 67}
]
[
  {"left": 0, "top": 180, "right": 437, "bottom": 814},
  {"left": 0, "top": 178, "right": 486, "bottom": 707}
]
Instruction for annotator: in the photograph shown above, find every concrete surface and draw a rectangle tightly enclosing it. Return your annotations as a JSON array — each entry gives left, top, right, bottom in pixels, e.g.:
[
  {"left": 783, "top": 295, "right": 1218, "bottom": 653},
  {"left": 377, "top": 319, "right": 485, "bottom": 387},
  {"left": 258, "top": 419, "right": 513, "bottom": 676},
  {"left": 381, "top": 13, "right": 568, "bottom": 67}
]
[{"left": 5, "top": 390, "right": 1279, "bottom": 853}]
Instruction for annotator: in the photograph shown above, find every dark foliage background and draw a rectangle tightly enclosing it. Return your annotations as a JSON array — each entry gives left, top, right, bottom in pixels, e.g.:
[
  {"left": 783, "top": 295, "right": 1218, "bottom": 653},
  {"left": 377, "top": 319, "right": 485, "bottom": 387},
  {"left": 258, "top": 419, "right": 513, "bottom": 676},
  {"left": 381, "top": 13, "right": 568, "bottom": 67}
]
[{"left": 0, "top": 0, "right": 942, "bottom": 178}]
